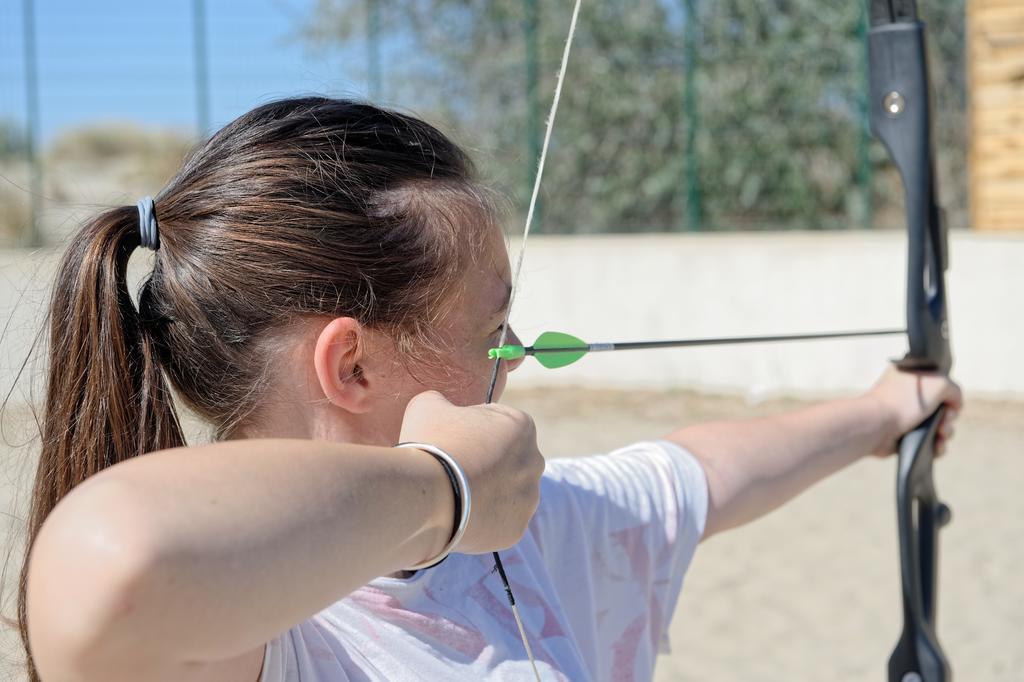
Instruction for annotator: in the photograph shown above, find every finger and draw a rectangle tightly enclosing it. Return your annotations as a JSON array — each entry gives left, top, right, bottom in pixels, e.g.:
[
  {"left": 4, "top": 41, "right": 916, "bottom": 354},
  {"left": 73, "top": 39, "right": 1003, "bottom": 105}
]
[
  {"left": 942, "top": 381, "right": 964, "bottom": 412},
  {"left": 939, "top": 409, "right": 958, "bottom": 435}
]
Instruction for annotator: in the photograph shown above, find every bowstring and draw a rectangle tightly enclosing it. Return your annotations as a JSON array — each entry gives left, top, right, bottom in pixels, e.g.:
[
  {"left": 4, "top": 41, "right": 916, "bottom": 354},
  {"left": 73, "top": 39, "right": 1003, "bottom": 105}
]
[{"left": 484, "top": 0, "right": 583, "bottom": 678}]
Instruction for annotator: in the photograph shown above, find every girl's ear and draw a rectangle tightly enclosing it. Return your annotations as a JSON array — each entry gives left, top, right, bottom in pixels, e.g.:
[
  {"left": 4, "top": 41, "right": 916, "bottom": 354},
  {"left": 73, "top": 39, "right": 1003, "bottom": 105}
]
[{"left": 313, "top": 317, "right": 372, "bottom": 414}]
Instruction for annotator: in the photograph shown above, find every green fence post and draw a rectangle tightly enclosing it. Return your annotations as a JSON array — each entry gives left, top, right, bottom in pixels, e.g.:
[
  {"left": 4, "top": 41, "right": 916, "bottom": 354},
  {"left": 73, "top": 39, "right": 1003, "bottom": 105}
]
[
  {"left": 524, "top": 0, "right": 542, "bottom": 231},
  {"left": 857, "top": 2, "right": 873, "bottom": 229},
  {"left": 22, "top": 0, "right": 42, "bottom": 247},
  {"left": 683, "top": 0, "right": 702, "bottom": 232},
  {"left": 367, "top": 0, "right": 382, "bottom": 101},
  {"left": 192, "top": 0, "right": 211, "bottom": 136}
]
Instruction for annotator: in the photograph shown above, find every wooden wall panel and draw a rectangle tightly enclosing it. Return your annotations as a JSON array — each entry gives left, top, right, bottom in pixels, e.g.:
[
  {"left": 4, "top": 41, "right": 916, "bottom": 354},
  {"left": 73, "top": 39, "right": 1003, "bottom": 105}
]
[{"left": 969, "top": 0, "right": 1024, "bottom": 231}]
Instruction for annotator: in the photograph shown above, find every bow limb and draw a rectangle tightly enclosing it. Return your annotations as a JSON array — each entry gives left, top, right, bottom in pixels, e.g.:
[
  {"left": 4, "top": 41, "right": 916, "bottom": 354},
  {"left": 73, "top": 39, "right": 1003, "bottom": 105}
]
[{"left": 868, "top": 2, "right": 953, "bottom": 680}]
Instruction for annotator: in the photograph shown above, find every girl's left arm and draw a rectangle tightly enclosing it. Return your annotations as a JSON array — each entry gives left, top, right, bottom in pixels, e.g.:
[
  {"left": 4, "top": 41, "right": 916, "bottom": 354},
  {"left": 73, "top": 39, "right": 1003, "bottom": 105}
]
[{"left": 668, "top": 366, "right": 962, "bottom": 539}]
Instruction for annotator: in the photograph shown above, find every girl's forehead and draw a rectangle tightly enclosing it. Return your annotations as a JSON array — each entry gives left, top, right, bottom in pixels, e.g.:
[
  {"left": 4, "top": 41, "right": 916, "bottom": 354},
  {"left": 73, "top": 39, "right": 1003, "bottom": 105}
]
[
  {"left": 475, "top": 254, "right": 512, "bottom": 314},
  {"left": 470, "top": 220, "right": 511, "bottom": 281},
  {"left": 484, "top": 224, "right": 512, "bottom": 290},
  {"left": 482, "top": 219, "right": 511, "bottom": 266},
  {"left": 452, "top": 224, "right": 511, "bottom": 316}
]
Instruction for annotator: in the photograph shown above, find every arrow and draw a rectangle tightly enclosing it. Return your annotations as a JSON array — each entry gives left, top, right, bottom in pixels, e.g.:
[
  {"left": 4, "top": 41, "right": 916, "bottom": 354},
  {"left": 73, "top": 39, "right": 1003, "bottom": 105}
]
[{"left": 489, "top": 328, "right": 906, "bottom": 369}]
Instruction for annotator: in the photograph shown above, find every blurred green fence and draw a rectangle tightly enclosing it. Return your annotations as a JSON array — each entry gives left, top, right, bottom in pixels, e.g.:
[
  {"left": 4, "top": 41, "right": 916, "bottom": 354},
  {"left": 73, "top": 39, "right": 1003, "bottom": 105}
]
[{"left": 1, "top": 0, "right": 966, "bottom": 246}]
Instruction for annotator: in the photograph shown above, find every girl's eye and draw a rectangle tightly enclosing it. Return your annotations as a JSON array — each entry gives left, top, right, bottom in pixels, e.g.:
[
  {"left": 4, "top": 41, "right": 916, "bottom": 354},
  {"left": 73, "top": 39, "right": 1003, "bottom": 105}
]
[{"left": 491, "top": 325, "right": 506, "bottom": 338}]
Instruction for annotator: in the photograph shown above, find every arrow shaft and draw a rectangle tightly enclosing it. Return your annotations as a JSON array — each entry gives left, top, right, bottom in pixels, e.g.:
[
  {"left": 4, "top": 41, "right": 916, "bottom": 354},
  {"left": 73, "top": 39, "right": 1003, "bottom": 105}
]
[{"left": 526, "top": 328, "right": 905, "bottom": 355}]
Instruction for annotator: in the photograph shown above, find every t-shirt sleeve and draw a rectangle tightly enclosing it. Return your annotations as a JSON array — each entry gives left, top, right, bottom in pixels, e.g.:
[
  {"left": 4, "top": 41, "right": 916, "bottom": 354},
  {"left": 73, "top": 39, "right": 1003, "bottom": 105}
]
[
  {"left": 259, "top": 632, "right": 288, "bottom": 682},
  {"left": 528, "top": 440, "right": 709, "bottom": 672},
  {"left": 258, "top": 619, "right": 354, "bottom": 682}
]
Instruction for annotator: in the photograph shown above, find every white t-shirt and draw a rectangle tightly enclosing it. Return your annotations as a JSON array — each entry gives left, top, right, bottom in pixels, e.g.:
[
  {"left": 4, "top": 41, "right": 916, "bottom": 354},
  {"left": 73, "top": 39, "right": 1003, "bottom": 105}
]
[{"left": 260, "top": 440, "right": 708, "bottom": 682}]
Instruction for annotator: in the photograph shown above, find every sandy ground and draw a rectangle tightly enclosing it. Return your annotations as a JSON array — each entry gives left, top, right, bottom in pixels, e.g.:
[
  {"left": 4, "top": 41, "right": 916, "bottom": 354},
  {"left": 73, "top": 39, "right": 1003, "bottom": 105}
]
[{"left": 0, "top": 388, "right": 1020, "bottom": 681}]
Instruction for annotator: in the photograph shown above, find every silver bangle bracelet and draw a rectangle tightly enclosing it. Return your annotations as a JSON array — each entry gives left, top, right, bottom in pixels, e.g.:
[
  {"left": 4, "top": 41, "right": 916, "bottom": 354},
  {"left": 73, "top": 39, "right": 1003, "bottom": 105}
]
[{"left": 396, "top": 442, "right": 472, "bottom": 571}]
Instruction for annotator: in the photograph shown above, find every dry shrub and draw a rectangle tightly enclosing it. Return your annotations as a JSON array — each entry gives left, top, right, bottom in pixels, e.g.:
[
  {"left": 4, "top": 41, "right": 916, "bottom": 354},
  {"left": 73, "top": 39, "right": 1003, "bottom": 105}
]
[{"left": 47, "top": 122, "right": 194, "bottom": 190}]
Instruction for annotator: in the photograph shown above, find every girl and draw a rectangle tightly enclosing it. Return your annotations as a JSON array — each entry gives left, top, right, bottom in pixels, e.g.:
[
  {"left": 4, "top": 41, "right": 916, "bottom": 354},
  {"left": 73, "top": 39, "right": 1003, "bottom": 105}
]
[{"left": 21, "top": 97, "right": 960, "bottom": 682}]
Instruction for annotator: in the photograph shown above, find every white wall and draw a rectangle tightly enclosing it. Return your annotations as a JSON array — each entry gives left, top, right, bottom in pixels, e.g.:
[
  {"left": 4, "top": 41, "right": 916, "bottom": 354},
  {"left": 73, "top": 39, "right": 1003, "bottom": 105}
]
[
  {"left": 1, "top": 230, "right": 1022, "bottom": 406},
  {"left": 506, "top": 230, "right": 1024, "bottom": 401}
]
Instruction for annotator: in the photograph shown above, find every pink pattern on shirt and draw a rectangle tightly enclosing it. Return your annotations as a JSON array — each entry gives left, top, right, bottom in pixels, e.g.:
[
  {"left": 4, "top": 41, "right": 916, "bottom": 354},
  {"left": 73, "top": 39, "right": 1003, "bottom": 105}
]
[
  {"left": 508, "top": 579, "right": 568, "bottom": 640},
  {"left": 349, "top": 585, "right": 487, "bottom": 658},
  {"left": 610, "top": 613, "right": 647, "bottom": 682},
  {"left": 466, "top": 571, "right": 565, "bottom": 668},
  {"left": 609, "top": 525, "right": 652, "bottom": 582}
]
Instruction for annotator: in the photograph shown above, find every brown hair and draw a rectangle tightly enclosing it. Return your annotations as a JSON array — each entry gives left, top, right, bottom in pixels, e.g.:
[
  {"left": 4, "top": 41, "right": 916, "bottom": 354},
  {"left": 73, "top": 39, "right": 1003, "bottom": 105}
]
[{"left": 15, "top": 97, "right": 493, "bottom": 679}]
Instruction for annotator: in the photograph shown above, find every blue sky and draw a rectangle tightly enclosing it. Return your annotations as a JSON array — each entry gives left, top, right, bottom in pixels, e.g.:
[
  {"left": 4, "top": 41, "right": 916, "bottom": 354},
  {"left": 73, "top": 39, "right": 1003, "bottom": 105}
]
[{"left": 1, "top": 0, "right": 370, "bottom": 142}]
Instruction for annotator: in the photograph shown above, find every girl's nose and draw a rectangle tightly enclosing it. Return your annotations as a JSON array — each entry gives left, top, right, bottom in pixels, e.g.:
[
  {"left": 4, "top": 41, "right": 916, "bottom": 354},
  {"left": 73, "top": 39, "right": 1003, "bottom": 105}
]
[{"left": 505, "top": 327, "right": 526, "bottom": 372}]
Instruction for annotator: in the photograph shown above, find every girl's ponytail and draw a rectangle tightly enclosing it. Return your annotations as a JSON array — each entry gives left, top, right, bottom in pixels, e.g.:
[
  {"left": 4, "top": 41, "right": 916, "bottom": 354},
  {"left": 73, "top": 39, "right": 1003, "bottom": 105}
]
[
  {"left": 17, "top": 205, "right": 183, "bottom": 679},
  {"left": 13, "top": 96, "right": 494, "bottom": 679}
]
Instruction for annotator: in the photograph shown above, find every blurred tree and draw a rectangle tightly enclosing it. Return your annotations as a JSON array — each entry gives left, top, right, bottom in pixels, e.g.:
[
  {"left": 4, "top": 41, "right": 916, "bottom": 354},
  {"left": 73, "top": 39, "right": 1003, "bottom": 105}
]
[{"left": 302, "top": 0, "right": 965, "bottom": 233}]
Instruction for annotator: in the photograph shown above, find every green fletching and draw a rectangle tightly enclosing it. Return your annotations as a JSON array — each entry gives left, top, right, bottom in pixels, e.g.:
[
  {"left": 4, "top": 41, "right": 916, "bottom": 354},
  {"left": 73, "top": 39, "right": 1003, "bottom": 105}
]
[
  {"left": 488, "top": 345, "right": 526, "bottom": 361},
  {"left": 532, "top": 331, "right": 587, "bottom": 369},
  {"left": 534, "top": 331, "right": 587, "bottom": 348}
]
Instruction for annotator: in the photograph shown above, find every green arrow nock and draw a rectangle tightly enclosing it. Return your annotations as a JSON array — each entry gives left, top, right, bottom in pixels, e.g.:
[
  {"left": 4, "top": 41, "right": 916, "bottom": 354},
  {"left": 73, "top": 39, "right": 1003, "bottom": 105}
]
[{"left": 488, "top": 345, "right": 527, "bottom": 361}]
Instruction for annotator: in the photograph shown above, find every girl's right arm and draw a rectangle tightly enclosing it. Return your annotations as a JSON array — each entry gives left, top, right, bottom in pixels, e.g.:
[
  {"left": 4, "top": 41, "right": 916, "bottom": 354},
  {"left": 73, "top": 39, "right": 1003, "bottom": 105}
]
[{"left": 27, "top": 391, "right": 543, "bottom": 682}]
